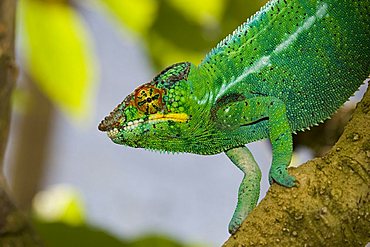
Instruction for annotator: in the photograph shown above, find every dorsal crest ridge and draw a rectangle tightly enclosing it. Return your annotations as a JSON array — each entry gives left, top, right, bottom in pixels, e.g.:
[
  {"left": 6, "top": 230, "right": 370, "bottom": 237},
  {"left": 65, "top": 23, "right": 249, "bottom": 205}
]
[{"left": 200, "top": 0, "right": 277, "bottom": 66}]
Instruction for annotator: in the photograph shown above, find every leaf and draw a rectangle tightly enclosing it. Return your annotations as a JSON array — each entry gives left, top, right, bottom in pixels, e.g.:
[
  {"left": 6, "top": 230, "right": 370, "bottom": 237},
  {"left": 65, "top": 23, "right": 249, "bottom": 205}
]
[
  {"left": 19, "top": 0, "right": 96, "bottom": 119},
  {"left": 147, "top": 32, "right": 204, "bottom": 68},
  {"left": 98, "top": 0, "right": 158, "bottom": 35},
  {"left": 167, "top": 0, "right": 226, "bottom": 25},
  {"left": 34, "top": 221, "right": 196, "bottom": 247},
  {"left": 32, "top": 184, "right": 85, "bottom": 226},
  {"left": 33, "top": 221, "right": 128, "bottom": 247}
]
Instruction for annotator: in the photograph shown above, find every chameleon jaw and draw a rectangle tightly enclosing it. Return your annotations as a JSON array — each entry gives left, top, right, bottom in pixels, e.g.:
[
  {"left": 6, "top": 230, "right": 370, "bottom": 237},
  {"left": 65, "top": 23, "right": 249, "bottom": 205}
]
[{"left": 106, "top": 113, "right": 189, "bottom": 138}]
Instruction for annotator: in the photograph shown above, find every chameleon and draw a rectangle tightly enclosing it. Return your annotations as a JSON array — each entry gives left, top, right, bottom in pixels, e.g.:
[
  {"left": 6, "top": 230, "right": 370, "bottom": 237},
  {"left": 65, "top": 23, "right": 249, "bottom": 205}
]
[{"left": 98, "top": 0, "right": 370, "bottom": 234}]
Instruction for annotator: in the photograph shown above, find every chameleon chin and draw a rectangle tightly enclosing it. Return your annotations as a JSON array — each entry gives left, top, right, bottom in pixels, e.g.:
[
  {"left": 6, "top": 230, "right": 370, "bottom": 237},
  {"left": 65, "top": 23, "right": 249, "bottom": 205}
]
[{"left": 99, "top": 0, "right": 370, "bottom": 234}]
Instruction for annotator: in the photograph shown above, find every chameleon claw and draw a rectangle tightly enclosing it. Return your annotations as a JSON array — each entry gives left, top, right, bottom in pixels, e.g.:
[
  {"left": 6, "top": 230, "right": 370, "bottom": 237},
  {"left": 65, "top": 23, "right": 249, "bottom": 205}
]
[
  {"left": 228, "top": 218, "right": 242, "bottom": 234},
  {"left": 269, "top": 166, "right": 296, "bottom": 187}
]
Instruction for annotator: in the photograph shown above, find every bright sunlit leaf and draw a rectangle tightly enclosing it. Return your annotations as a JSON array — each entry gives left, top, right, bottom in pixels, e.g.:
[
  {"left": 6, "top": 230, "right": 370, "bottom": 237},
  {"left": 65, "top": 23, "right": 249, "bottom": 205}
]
[
  {"left": 98, "top": 0, "right": 158, "bottom": 35},
  {"left": 168, "top": 0, "right": 226, "bottom": 25},
  {"left": 32, "top": 184, "right": 85, "bottom": 226},
  {"left": 19, "top": 0, "right": 96, "bottom": 119}
]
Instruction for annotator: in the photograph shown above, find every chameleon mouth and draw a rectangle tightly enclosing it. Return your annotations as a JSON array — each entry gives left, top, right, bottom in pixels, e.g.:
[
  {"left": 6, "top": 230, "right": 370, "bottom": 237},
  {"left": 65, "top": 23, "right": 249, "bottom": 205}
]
[{"left": 106, "top": 113, "right": 189, "bottom": 138}]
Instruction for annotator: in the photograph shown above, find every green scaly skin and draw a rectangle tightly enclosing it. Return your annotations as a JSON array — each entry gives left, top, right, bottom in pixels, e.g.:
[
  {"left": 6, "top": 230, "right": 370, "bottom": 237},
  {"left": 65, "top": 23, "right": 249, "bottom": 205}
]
[{"left": 99, "top": 0, "right": 370, "bottom": 234}]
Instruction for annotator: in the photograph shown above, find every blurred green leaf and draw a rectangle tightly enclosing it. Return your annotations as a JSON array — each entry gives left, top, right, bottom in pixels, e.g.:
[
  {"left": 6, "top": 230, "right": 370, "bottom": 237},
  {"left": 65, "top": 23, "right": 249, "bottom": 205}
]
[
  {"left": 34, "top": 221, "right": 128, "bottom": 247},
  {"left": 221, "top": 0, "right": 268, "bottom": 32},
  {"left": 150, "top": 1, "right": 209, "bottom": 53},
  {"left": 19, "top": 0, "right": 96, "bottom": 119},
  {"left": 148, "top": 32, "right": 204, "bottom": 67},
  {"left": 98, "top": 0, "right": 158, "bottom": 35},
  {"left": 147, "top": 0, "right": 267, "bottom": 69},
  {"left": 94, "top": 0, "right": 267, "bottom": 70},
  {"left": 32, "top": 185, "right": 203, "bottom": 246},
  {"left": 168, "top": 0, "right": 225, "bottom": 25},
  {"left": 34, "top": 220, "right": 199, "bottom": 247},
  {"left": 129, "top": 235, "right": 185, "bottom": 247}
]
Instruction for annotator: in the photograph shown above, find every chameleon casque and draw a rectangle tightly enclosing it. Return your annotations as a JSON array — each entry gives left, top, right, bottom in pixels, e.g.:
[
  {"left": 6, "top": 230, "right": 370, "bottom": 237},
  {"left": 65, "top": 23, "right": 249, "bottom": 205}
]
[{"left": 99, "top": 0, "right": 370, "bottom": 233}]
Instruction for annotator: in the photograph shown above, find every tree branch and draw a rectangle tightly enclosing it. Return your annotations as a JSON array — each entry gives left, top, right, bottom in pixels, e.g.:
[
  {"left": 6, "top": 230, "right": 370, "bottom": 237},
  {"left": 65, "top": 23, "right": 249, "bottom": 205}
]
[
  {"left": 0, "top": 0, "right": 43, "bottom": 245},
  {"left": 224, "top": 85, "right": 370, "bottom": 246}
]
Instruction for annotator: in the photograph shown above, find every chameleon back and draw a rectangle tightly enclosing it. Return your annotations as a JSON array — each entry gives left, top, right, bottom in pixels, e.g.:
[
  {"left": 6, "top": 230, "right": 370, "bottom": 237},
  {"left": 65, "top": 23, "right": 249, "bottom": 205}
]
[{"left": 198, "top": 0, "right": 370, "bottom": 132}]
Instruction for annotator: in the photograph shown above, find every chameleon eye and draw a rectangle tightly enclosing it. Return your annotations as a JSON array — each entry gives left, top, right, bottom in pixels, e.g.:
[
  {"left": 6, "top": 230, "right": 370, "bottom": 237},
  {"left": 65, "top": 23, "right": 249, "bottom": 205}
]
[{"left": 134, "top": 85, "right": 164, "bottom": 114}]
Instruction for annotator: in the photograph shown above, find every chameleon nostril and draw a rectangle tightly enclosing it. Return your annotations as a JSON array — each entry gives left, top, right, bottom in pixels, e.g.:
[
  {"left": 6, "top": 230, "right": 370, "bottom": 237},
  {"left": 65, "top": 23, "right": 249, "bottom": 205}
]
[
  {"left": 98, "top": 120, "right": 108, "bottom": 131},
  {"left": 98, "top": 107, "right": 126, "bottom": 132}
]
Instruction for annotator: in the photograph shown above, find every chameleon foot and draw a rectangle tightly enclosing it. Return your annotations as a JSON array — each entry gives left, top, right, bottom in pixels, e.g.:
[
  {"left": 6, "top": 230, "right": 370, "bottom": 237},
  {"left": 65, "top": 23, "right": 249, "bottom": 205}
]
[
  {"left": 268, "top": 166, "right": 296, "bottom": 187},
  {"left": 229, "top": 215, "right": 243, "bottom": 234}
]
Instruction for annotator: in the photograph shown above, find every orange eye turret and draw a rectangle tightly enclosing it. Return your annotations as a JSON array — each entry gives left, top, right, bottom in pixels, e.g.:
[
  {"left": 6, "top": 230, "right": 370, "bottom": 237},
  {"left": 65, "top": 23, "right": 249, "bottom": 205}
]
[{"left": 134, "top": 85, "right": 164, "bottom": 114}]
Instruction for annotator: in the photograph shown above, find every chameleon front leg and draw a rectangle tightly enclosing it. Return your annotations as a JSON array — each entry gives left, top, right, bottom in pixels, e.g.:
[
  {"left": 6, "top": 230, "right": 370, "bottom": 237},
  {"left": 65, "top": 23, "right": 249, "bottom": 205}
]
[
  {"left": 266, "top": 97, "right": 296, "bottom": 187},
  {"left": 215, "top": 96, "right": 296, "bottom": 187},
  {"left": 225, "top": 146, "right": 261, "bottom": 234}
]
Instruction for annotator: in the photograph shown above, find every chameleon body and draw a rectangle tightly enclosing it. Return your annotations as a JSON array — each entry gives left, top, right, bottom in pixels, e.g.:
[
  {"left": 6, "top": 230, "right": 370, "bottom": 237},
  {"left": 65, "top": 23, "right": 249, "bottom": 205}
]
[{"left": 99, "top": 0, "right": 370, "bottom": 233}]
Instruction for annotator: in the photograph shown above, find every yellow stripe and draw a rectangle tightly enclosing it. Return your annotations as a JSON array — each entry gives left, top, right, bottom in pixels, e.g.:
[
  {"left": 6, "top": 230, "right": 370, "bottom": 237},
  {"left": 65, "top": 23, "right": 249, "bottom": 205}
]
[{"left": 149, "top": 113, "right": 189, "bottom": 122}]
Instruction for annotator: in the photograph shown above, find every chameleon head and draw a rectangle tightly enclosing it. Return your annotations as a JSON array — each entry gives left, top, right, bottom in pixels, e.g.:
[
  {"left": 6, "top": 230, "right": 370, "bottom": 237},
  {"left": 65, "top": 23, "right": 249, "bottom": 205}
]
[{"left": 98, "top": 62, "right": 198, "bottom": 152}]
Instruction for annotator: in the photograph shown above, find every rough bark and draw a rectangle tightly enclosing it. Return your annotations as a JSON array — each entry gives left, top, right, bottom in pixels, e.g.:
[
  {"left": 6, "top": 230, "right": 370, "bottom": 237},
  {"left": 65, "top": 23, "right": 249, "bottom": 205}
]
[
  {"left": 224, "top": 85, "right": 370, "bottom": 246},
  {"left": 0, "top": 0, "right": 43, "bottom": 245}
]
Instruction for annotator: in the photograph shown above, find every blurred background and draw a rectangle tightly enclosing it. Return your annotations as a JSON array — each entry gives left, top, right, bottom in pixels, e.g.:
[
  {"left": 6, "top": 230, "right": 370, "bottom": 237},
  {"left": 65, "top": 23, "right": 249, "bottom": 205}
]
[{"left": 3, "top": 0, "right": 367, "bottom": 246}]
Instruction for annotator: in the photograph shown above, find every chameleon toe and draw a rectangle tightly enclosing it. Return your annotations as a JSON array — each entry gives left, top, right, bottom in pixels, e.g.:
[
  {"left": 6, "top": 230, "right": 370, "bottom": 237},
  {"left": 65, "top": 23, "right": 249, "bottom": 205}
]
[{"left": 269, "top": 169, "right": 296, "bottom": 188}]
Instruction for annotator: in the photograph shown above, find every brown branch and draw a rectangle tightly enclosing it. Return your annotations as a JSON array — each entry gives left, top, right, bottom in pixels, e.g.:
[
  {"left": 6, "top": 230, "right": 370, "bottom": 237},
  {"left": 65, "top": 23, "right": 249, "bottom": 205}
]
[
  {"left": 0, "top": 0, "right": 43, "bottom": 245},
  {"left": 10, "top": 78, "right": 54, "bottom": 210},
  {"left": 224, "top": 85, "right": 370, "bottom": 246},
  {"left": 0, "top": 0, "right": 17, "bottom": 172}
]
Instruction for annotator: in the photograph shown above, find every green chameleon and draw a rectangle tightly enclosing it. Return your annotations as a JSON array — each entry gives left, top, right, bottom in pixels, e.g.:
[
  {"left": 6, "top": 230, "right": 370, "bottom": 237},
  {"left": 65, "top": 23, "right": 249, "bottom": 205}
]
[{"left": 99, "top": 0, "right": 370, "bottom": 233}]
